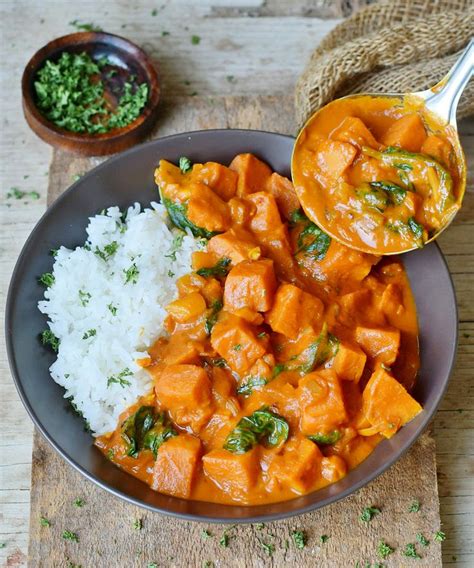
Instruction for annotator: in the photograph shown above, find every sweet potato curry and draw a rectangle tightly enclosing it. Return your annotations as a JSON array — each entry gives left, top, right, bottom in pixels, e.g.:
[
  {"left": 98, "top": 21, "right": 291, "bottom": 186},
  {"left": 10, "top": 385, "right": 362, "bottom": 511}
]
[
  {"left": 292, "top": 95, "right": 464, "bottom": 254},
  {"left": 97, "top": 152, "right": 423, "bottom": 505}
]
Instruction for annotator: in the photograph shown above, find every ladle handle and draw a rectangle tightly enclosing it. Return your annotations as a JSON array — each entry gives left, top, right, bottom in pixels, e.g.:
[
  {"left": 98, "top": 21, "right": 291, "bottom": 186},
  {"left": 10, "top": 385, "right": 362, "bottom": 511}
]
[{"left": 421, "top": 39, "right": 473, "bottom": 126}]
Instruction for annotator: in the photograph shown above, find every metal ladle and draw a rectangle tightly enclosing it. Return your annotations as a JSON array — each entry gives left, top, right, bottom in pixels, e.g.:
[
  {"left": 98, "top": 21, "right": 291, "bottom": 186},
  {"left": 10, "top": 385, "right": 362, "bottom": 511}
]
[{"left": 292, "top": 39, "right": 473, "bottom": 255}]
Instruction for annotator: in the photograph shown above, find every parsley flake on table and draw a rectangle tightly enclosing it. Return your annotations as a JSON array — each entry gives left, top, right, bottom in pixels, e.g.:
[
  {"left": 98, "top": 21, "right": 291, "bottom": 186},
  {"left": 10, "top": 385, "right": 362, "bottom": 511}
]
[
  {"left": 408, "top": 499, "right": 421, "bottom": 512},
  {"left": 73, "top": 498, "right": 85, "bottom": 508},
  {"left": 133, "top": 518, "right": 142, "bottom": 530},
  {"left": 69, "top": 20, "right": 102, "bottom": 31},
  {"left": 201, "top": 529, "right": 212, "bottom": 539},
  {"left": 320, "top": 535, "right": 329, "bottom": 544},
  {"left": 434, "top": 531, "right": 446, "bottom": 542},
  {"left": 203, "top": 562, "right": 214, "bottom": 568},
  {"left": 403, "top": 543, "right": 421, "bottom": 559},
  {"left": 291, "top": 529, "right": 306, "bottom": 549},
  {"left": 62, "top": 530, "right": 79, "bottom": 542},
  {"left": 40, "top": 516, "right": 51, "bottom": 527},
  {"left": 377, "top": 540, "right": 394, "bottom": 559},
  {"left": 191, "top": 35, "right": 201, "bottom": 45},
  {"left": 257, "top": 538, "right": 275, "bottom": 556},
  {"left": 416, "top": 533, "right": 429, "bottom": 547},
  {"left": 7, "top": 187, "right": 40, "bottom": 201},
  {"left": 360, "top": 506, "right": 381, "bottom": 523}
]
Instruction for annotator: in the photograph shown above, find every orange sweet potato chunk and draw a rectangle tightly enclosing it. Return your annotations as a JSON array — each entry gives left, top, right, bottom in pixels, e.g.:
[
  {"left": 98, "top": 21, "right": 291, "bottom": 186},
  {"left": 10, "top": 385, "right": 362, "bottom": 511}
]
[
  {"left": 162, "top": 335, "right": 201, "bottom": 366},
  {"left": 155, "top": 364, "right": 213, "bottom": 432},
  {"left": 229, "top": 153, "right": 272, "bottom": 196},
  {"left": 362, "top": 367, "right": 422, "bottom": 438},
  {"left": 298, "top": 369, "right": 348, "bottom": 434},
  {"left": 193, "top": 162, "right": 238, "bottom": 201},
  {"left": 202, "top": 447, "right": 260, "bottom": 500},
  {"left": 211, "top": 314, "right": 266, "bottom": 374},
  {"left": 315, "top": 139, "right": 358, "bottom": 179},
  {"left": 224, "top": 259, "right": 277, "bottom": 313},
  {"left": 187, "top": 184, "right": 231, "bottom": 233},
  {"left": 331, "top": 116, "right": 380, "bottom": 149},
  {"left": 266, "top": 283, "right": 324, "bottom": 339},
  {"left": 265, "top": 172, "right": 301, "bottom": 220},
  {"left": 268, "top": 436, "right": 322, "bottom": 493},
  {"left": 421, "top": 134, "right": 453, "bottom": 166},
  {"left": 355, "top": 326, "right": 400, "bottom": 365},
  {"left": 245, "top": 192, "right": 284, "bottom": 234},
  {"left": 166, "top": 292, "right": 207, "bottom": 323},
  {"left": 333, "top": 342, "right": 367, "bottom": 383},
  {"left": 381, "top": 114, "right": 427, "bottom": 153},
  {"left": 207, "top": 228, "right": 261, "bottom": 265},
  {"left": 151, "top": 435, "right": 201, "bottom": 498}
]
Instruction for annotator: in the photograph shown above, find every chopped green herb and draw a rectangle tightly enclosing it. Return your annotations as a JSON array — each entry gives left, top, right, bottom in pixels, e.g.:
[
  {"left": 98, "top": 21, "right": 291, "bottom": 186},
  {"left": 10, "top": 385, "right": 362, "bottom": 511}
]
[
  {"left": 40, "top": 516, "right": 51, "bottom": 527},
  {"left": 72, "top": 173, "right": 83, "bottom": 181},
  {"left": 165, "top": 232, "right": 185, "bottom": 260},
  {"left": 162, "top": 198, "right": 216, "bottom": 239},
  {"left": 359, "top": 506, "right": 381, "bottom": 523},
  {"left": 94, "top": 241, "right": 119, "bottom": 261},
  {"left": 34, "top": 52, "right": 148, "bottom": 134},
  {"left": 40, "top": 330, "right": 60, "bottom": 352},
  {"left": 147, "top": 564, "right": 158, "bottom": 568},
  {"left": 179, "top": 156, "right": 193, "bottom": 174},
  {"left": 257, "top": 538, "right": 275, "bottom": 556},
  {"left": 107, "top": 303, "right": 118, "bottom": 316},
  {"left": 38, "top": 272, "right": 55, "bottom": 287},
  {"left": 237, "top": 376, "right": 267, "bottom": 397},
  {"left": 191, "top": 35, "right": 201, "bottom": 45},
  {"left": 133, "top": 518, "right": 142, "bottom": 530},
  {"left": 107, "top": 448, "right": 114, "bottom": 460},
  {"left": 151, "top": 8, "right": 158, "bottom": 16},
  {"left": 308, "top": 430, "right": 341, "bottom": 446},
  {"left": 257, "top": 331, "right": 267, "bottom": 339},
  {"left": 123, "top": 262, "right": 139, "bottom": 284},
  {"left": 219, "top": 533, "right": 230, "bottom": 548},
  {"left": 203, "top": 562, "right": 214, "bottom": 568},
  {"left": 167, "top": 270, "right": 175, "bottom": 278},
  {"left": 295, "top": 214, "right": 331, "bottom": 261},
  {"left": 201, "top": 529, "right": 212, "bottom": 539},
  {"left": 66, "top": 561, "right": 81, "bottom": 568},
  {"left": 62, "top": 530, "right": 79, "bottom": 542},
  {"left": 205, "top": 300, "right": 223, "bottom": 335},
  {"left": 196, "top": 257, "right": 231, "bottom": 278},
  {"left": 162, "top": 31, "right": 170, "bottom": 36},
  {"left": 107, "top": 368, "right": 133, "bottom": 388},
  {"left": 224, "top": 406, "right": 289, "bottom": 454},
  {"left": 121, "top": 406, "right": 176, "bottom": 458},
  {"left": 69, "top": 19, "right": 102, "bottom": 31},
  {"left": 416, "top": 533, "right": 429, "bottom": 547},
  {"left": 232, "top": 344, "right": 243, "bottom": 351},
  {"left": 320, "top": 535, "right": 329, "bottom": 544},
  {"left": 7, "top": 187, "right": 40, "bottom": 200},
  {"left": 403, "top": 543, "right": 421, "bottom": 559},
  {"left": 377, "top": 541, "right": 394, "bottom": 559},
  {"left": 409, "top": 500, "right": 421, "bottom": 513},
  {"left": 291, "top": 530, "right": 306, "bottom": 549},
  {"left": 254, "top": 523, "right": 265, "bottom": 530},
  {"left": 82, "top": 329, "right": 96, "bottom": 340},
  {"left": 434, "top": 531, "right": 446, "bottom": 542},
  {"left": 73, "top": 498, "right": 85, "bottom": 508},
  {"left": 226, "top": 75, "right": 236, "bottom": 83},
  {"left": 78, "top": 289, "right": 91, "bottom": 306}
]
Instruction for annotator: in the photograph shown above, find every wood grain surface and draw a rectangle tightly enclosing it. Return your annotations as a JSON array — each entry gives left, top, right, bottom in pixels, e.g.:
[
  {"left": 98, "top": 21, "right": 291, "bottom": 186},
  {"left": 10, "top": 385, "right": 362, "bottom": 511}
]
[
  {"left": 1, "top": 2, "right": 473, "bottom": 567},
  {"left": 28, "top": 93, "right": 444, "bottom": 568}
]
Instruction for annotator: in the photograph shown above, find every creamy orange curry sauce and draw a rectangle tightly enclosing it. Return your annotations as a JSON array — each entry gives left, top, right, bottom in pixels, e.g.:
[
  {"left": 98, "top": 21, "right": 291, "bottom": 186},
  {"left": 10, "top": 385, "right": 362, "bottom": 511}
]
[
  {"left": 97, "top": 152, "right": 422, "bottom": 505},
  {"left": 292, "top": 95, "right": 464, "bottom": 254}
]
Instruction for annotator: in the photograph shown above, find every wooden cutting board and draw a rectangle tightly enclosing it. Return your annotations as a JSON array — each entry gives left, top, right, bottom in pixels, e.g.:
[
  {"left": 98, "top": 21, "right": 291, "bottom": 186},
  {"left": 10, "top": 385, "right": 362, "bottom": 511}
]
[{"left": 29, "top": 95, "right": 443, "bottom": 567}]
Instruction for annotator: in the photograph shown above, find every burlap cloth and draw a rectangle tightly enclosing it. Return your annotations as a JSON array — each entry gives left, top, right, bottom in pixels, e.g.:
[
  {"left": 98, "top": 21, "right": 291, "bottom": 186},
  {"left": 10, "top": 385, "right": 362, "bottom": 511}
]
[{"left": 295, "top": 0, "right": 474, "bottom": 128}]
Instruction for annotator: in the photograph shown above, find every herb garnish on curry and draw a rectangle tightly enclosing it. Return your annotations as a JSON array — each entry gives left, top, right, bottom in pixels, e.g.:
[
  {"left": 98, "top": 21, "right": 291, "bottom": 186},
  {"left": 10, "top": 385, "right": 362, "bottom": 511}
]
[{"left": 96, "top": 151, "right": 423, "bottom": 505}]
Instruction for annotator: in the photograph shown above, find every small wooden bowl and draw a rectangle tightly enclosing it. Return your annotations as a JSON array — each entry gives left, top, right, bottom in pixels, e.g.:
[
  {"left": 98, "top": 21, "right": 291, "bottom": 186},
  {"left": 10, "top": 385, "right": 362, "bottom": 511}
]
[{"left": 22, "top": 32, "right": 160, "bottom": 156}]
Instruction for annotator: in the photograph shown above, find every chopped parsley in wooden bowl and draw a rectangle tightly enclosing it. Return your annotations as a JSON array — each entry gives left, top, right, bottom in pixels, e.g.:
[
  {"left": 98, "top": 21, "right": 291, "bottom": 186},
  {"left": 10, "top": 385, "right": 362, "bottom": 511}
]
[{"left": 22, "top": 32, "right": 160, "bottom": 156}]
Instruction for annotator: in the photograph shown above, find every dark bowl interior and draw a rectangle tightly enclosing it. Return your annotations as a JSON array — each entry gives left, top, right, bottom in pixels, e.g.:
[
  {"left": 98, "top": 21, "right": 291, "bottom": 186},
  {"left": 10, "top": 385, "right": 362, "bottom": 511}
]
[
  {"left": 6, "top": 130, "right": 458, "bottom": 522},
  {"left": 22, "top": 32, "right": 160, "bottom": 155}
]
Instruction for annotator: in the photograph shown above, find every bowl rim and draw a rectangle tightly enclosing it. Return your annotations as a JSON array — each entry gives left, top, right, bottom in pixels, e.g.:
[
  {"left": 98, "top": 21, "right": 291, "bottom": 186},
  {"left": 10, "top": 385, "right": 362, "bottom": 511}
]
[
  {"left": 21, "top": 31, "right": 161, "bottom": 154},
  {"left": 5, "top": 128, "right": 459, "bottom": 522}
]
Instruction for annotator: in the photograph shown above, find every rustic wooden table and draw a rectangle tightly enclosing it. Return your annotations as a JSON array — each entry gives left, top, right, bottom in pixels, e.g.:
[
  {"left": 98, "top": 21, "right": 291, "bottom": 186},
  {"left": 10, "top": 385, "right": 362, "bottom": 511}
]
[{"left": 1, "top": 1, "right": 472, "bottom": 567}]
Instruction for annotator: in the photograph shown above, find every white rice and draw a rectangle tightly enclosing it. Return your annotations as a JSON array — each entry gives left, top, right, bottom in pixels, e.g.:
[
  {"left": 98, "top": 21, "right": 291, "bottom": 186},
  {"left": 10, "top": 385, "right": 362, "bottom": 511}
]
[{"left": 38, "top": 202, "right": 200, "bottom": 435}]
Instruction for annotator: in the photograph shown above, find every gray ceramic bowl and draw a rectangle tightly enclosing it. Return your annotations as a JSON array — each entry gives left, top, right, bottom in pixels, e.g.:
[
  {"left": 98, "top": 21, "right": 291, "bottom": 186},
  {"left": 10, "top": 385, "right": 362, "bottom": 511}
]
[{"left": 6, "top": 130, "right": 458, "bottom": 522}]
